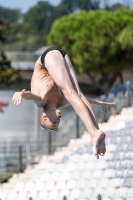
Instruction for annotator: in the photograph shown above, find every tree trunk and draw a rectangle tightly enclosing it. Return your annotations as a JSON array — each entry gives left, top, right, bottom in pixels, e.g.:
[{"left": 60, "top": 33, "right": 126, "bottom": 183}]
[
  {"left": 98, "top": 65, "right": 106, "bottom": 81},
  {"left": 105, "top": 49, "right": 132, "bottom": 91},
  {"left": 119, "top": 72, "right": 123, "bottom": 84}
]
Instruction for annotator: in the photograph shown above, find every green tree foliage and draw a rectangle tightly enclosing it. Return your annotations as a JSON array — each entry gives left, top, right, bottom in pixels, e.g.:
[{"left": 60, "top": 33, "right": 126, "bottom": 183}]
[
  {"left": 54, "top": 0, "right": 99, "bottom": 18},
  {"left": 0, "top": 20, "right": 21, "bottom": 86},
  {"left": 19, "top": 1, "right": 55, "bottom": 49},
  {"left": 20, "top": 0, "right": 99, "bottom": 50},
  {"left": 110, "top": 3, "right": 124, "bottom": 11},
  {"left": 1, "top": 1, "right": 56, "bottom": 50},
  {"left": 1, "top": 0, "right": 100, "bottom": 51},
  {"left": 0, "top": 6, "right": 22, "bottom": 43},
  {"left": 48, "top": 9, "right": 133, "bottom": 92},
  {"left": 23, "top": 1, "right": 54, "bottom": 35},
  {"left": 0, "top": 6, "right": 21, "bottom": 24}
]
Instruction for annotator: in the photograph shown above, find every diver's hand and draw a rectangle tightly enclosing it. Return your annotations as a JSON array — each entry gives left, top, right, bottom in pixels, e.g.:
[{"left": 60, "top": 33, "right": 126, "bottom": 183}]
[
  {"left": 0, "top": 100, "right": 9, "bottom": 112},
  {"left": 12, "top": 89, "right": 28, "bottom": 106},
  {"left": 103, "top": 102, "right": 115, "bottom": 110},
  {"left": 99, "top": 102, "right": 115, "bottom": 116}
]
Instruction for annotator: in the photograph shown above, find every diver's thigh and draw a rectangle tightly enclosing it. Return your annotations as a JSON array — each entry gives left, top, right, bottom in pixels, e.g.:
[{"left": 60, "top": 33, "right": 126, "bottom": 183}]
[
  {"left": 45, "top": 50, "right": 75, "bottom": 92},
  {"left": 64, "top": 55, "right": 81, "bottom": 95}
]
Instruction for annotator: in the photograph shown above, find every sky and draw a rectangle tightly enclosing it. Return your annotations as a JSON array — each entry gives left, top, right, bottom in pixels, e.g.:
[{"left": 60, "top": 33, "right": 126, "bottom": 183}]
[
  {"left": 0, "top": 0, "right": 132, "bottom": 13},
  {"left": 0, "top": 0, "right": 61, "bottom": 12}
]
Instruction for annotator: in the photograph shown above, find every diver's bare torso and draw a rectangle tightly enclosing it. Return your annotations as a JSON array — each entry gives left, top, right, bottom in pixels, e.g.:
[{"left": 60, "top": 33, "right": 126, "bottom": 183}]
[{"left": 31, "top": 57, "right": 68, "bottom": 108}]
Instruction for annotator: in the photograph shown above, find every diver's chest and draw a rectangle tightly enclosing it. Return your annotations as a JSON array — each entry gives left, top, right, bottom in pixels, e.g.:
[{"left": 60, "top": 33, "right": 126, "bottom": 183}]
[{"left": 48, "top": 87, "right": 62, "bottom": 105}]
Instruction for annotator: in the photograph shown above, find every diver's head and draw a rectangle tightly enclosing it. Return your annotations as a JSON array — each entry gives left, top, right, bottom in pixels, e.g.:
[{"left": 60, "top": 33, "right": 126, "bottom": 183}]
[{"left": 40, "top": 109, "right": 61, "bottom": 131}]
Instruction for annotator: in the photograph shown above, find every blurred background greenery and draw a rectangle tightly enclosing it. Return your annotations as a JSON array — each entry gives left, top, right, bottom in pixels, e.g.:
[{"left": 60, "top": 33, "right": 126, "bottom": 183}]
[{"left": 0, "top": 0, "right": 133, "bottom": 93}]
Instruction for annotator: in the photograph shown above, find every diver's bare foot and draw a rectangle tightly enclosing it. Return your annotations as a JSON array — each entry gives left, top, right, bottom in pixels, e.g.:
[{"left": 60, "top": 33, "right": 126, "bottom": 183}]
[
  {"left": 91, "top": 130, "right": 106, "bottom": 159},
  {"left": 98, "top": 136, "right": 106, "bottom": 156}
]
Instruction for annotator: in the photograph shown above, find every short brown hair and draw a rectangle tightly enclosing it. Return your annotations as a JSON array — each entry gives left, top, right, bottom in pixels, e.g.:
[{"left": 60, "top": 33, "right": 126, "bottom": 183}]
[{"left": 40, "top": 114, "right": 58, "bottom": 131}]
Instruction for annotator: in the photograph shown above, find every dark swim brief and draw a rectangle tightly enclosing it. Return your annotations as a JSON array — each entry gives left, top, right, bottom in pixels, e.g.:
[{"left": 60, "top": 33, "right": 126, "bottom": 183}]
[{"left": 40, "top": 47, "right": 67, "bottom": 66}]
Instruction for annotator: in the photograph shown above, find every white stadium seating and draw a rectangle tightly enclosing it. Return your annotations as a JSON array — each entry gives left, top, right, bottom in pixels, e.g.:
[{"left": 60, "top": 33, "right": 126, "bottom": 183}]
[{"left": 1, "top": 107, "right": 133, "bottom": 200}]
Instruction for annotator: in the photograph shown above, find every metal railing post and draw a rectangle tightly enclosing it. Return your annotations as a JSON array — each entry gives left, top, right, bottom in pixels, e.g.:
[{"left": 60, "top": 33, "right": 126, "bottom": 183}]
[
  {"left": 98, "top": 194, "right": 102, "bottom": 200},
  {"left": 127, "top": 80, "right": 131, "bottom": 107},
  {"left": 19, "top": 145, "right": 23, "bottom": 173},
  {"left": 63, "top": 196, "right": 67, "bottom": 200},
  {"left": 48, "top": 131, "right": 52, "bottom": 155},
  {"left": 76, "top": 114, "right": 80, "bottom": 138}
]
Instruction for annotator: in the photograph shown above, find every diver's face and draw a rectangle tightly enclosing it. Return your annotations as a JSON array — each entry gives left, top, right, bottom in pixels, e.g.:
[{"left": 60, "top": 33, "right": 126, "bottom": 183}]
[{"left": 43, "top": 109, "right": 61, "bottom": 130}]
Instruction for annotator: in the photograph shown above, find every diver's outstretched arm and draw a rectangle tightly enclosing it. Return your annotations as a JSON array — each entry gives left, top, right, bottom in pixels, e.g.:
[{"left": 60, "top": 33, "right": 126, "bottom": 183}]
[
  {"left": 12, "top": 89, "right": 43, "bottom": 106},
  {"left": 85, "top": 97, "right": 115, "bottom": 106},
  {"left": 61, "top": 95, "right": 115, "bottom": 109}
]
